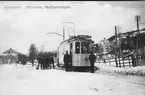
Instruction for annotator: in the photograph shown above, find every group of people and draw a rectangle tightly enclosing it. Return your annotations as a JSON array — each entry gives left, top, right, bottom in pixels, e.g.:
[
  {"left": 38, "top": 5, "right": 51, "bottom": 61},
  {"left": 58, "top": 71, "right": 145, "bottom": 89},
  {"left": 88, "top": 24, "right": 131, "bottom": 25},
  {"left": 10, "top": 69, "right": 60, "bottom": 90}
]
[{"left": 37, "top": 53, "right": 55, "bottom": 70}]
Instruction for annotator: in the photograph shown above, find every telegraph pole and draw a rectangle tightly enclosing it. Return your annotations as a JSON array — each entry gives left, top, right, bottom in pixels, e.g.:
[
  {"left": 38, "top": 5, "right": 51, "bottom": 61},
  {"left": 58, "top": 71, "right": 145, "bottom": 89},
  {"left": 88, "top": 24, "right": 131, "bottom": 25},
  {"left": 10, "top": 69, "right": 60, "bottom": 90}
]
[
  {"left": 136, "top": 15, "right": 140, "bottom": 50},
  {"left": 115, "top": 26, "right": 118, "bottom": 52},
  {"left": 115, "top": 26, "right": 118, "bottom": 67},
  {"left": 118, "top": 26, "right": 122, "bottom": 57},
  {"left": 63, "top": 27, "right": 65, "bottom": 41}
]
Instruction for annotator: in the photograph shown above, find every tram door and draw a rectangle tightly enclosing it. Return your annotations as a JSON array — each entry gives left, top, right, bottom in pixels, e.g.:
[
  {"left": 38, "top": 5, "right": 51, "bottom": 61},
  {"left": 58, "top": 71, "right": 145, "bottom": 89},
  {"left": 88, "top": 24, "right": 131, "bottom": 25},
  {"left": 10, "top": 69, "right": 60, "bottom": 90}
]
[
  {"left": 73, "top": 42, "right": 81, "bottom": 66},
  {"left": 70, "top": 43, "right": 73, "bottom": 67}
]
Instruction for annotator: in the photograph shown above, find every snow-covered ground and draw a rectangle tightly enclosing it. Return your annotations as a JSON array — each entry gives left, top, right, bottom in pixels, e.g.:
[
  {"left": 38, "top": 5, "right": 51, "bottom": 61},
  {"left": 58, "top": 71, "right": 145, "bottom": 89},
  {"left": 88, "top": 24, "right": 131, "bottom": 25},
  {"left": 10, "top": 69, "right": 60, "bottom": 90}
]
[
  {"left": 95, "top": 62, "right": 145, "bottom": 76},
  {"left": 0, "top": 64, "right": 145, "bottom": 95}
]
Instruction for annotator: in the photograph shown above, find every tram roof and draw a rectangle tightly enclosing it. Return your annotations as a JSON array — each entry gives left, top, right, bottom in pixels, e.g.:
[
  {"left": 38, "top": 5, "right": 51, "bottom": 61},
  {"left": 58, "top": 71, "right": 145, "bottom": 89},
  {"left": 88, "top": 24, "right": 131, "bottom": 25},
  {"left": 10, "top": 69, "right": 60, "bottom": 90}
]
[{"left": 60, "top": 35, "right": 94, "bottom": 44}]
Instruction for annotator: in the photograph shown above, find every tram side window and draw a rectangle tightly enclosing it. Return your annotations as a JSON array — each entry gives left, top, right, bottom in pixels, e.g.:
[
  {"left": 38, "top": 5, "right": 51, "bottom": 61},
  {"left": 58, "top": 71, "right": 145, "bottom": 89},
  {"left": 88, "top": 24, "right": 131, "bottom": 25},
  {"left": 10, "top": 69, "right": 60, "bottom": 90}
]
[
  {"left": 75, "top": 42, "right": 80, "bottom": 54},
  {"left": 81, "top": 42, "right": 90, "bottom": 54},
  {"left": 70, "top": 43, "right": 73, "bottom": 54}
]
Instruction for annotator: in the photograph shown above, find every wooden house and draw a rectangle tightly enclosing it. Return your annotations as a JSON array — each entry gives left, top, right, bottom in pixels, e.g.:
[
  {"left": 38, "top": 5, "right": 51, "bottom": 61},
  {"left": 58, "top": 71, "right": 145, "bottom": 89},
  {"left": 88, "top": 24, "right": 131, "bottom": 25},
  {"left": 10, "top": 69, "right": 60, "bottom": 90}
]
[{"left": 2, "top": 48, "right": 18, "bottom": 64}]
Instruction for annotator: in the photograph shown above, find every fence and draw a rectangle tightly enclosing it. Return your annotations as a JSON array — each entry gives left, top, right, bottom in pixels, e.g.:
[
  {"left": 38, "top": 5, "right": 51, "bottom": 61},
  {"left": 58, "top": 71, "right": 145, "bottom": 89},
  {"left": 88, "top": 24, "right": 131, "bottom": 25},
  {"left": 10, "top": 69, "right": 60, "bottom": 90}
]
[
  {"left": 96, "top": 55, "right": 145, "bottom": 68},
  {"left": 134, "top": 55, "right": 145, "bottom": 66}
]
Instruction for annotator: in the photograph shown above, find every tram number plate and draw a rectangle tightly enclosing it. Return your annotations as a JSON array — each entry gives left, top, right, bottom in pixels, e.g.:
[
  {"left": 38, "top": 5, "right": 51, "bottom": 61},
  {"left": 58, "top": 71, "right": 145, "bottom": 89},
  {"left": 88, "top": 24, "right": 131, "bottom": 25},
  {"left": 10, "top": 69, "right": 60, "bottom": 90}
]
[{"left": 85, "top": 57, "right": 88, "bottom": 61}]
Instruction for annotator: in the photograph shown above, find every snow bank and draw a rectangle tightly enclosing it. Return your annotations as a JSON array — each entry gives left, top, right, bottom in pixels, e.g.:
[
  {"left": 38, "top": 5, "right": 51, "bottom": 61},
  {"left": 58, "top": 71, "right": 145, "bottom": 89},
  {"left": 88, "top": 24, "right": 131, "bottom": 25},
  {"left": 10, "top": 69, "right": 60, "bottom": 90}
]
[{"left": 95, "top": 63, "right": 145, "bottom": 76}]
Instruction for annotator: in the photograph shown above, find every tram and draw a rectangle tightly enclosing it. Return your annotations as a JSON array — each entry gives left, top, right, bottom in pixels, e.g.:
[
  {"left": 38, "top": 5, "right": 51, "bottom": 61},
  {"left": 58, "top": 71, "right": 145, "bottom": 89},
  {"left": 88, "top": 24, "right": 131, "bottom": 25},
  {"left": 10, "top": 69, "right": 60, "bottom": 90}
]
[{"left": 57, "top": 35, "right": 95, "bottom": 70}]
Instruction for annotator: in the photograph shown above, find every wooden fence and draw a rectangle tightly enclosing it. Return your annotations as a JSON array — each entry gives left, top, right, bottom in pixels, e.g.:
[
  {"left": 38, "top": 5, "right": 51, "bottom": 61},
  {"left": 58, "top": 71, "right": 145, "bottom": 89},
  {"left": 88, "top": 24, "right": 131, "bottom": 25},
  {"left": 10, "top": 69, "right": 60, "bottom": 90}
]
[{"left": 95, "top": 55, "right": 145, "bottom": 68}]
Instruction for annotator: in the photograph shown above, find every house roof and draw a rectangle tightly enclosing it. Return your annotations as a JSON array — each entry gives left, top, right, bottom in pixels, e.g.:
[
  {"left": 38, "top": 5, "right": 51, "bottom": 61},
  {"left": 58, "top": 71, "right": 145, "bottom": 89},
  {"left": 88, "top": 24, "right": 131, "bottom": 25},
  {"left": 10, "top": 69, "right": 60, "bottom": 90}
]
[
  {"left": 3, "top": 48, "right": 18, "bottom": 54},
  {"left": 107, "top": 27, "right": 145, "bottom": 42}
]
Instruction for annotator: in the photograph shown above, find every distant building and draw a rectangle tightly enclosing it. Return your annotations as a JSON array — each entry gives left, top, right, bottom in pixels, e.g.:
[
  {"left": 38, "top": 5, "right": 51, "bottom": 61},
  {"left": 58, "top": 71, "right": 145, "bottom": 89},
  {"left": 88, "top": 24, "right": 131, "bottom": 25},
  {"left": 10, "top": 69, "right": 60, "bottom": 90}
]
[
  {"left": 0, "top": 55, "right": 3, "bottom": 64},
  {"left": 98, "top": 38, "right": 110, "bottom": 54},
  {"left": 97, "top": 38, "right": 113, "bottom": 59},
  {"left": 2, "top": 48, "right": 18, "bottom": 64}
]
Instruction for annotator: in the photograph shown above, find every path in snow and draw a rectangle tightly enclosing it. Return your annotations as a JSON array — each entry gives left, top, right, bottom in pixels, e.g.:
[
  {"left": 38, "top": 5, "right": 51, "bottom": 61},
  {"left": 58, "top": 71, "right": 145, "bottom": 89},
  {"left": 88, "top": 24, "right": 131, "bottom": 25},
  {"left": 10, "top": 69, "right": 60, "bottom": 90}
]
[{"left": 0, "top": 64, "right": 145, "bottom": 95}]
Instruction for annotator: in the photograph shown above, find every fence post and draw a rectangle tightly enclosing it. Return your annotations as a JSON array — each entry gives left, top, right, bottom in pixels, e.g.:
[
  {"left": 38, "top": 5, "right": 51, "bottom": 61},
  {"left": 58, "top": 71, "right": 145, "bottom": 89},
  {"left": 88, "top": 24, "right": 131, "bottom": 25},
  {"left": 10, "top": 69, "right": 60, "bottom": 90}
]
[
  {"left": 128, "top": 56, "right": 131, "bottom": 67},
  {"left": 122, "top": 57, "right": 125, "bottom": 67},
  {"left": 104, "top": 59, "right": 106, "bottom": 64},
  {"left": 132, "top": 54, "right": 135, "bottom": 67},
  {"left": 119, "top": 57, "right": 121, "bottom": 68},
  {"left": 115, "top": 57, "right": 118, "bottom": 67},
  {"left": 122, "top": 57, "right": 124, "bottom": 67}
]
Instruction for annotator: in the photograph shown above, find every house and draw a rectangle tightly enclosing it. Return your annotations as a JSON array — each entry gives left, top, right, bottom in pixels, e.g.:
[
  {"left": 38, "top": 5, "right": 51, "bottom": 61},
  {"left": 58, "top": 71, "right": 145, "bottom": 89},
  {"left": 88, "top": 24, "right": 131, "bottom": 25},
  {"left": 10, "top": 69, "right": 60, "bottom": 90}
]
[
  {"left": 2, "top": 48, "right": 18, "bottom": 64},
  {"left": 98, "top": 38, "right": 110, "bottom": 54},
  {"left": 0, "top": 55, "right": 3, "bottom": 64}
]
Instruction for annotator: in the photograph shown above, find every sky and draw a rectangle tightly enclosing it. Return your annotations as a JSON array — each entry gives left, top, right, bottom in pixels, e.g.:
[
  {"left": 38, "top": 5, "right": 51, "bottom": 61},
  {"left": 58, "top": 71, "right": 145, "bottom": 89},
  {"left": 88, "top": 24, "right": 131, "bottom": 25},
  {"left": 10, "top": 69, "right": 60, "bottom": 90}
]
[{"left": 0, "top": 1, "right": 145, "bottom": 54}]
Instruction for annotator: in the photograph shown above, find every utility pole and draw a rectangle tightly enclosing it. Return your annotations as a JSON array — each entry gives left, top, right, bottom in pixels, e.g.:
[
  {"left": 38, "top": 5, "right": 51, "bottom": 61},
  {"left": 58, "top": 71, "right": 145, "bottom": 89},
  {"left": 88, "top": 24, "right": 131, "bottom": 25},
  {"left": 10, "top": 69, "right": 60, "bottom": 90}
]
[
  {"left": 63, "top": 27, "right": 65, "bottom": 41},
  {"left": 115, "top": 26, "right": 118, "bottom": 53},
  {"left": 118, "top": 26, "right": 122, "bottom": 57},
  {"left": 118, "top": 26, "right": 122, "bottom": 67},
  {"left": 115, "top": 26, "right": 118, "bottom": 67},
  {"left": 136, "top": 15, "right": 140, "bottom": 50}
]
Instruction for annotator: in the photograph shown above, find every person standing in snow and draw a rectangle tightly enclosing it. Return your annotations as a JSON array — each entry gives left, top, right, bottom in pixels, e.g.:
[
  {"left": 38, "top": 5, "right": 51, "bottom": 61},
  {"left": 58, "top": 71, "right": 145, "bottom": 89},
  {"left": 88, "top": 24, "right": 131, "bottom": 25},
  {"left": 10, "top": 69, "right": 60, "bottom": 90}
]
[
  {"left": 43, "top": 55, "right": 47, "bottom": 69},
  {"left": 36, "top": 55, "right": 41, "bottom": 69},
  {"left": 63, "top": 51, "right": 71, "bottom": 71},
  {"left": 89, "top": 52, "right": 96, "bottom": 73},
  {"left": 46, "top": 54, "right": 49, "bottom": 69},
  {"left": 41, "top": 55, "right": 44, "bottom": 70},
  {"left": 50, "top": 55, "right": 55, "bottom": 69}
]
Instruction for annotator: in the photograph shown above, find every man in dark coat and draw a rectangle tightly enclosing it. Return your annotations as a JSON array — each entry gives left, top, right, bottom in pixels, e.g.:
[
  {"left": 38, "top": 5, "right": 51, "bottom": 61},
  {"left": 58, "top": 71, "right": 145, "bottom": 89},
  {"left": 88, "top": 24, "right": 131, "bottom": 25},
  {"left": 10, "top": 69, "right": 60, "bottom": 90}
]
[
  {"left": 50, "top": 55, "right": 55, "bottom": 69},
  {"left": 43, "top": 55, "right": 47, "bottom": 70},
  {"left": 63, "top": 51, "right": 71, "bottom": 71},
  {"left": 36, "top": 55, "right": 41, "bottom": 69},
  {"left": 89, "top": 52, "right": 96, "bottom": 73},
  {"left": 45, "top": 55, "right": 49, "bottom": 69},
  {"left": 41, "top": 55, "right": 44, "bottom": 70}
]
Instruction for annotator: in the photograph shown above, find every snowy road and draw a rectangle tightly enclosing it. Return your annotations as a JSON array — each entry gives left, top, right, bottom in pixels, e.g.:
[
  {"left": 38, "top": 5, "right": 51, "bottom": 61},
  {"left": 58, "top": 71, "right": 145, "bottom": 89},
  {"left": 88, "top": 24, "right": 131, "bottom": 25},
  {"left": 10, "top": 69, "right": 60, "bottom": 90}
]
[{"left": 0, "top": 64, "right": 145, "bottom": 95}]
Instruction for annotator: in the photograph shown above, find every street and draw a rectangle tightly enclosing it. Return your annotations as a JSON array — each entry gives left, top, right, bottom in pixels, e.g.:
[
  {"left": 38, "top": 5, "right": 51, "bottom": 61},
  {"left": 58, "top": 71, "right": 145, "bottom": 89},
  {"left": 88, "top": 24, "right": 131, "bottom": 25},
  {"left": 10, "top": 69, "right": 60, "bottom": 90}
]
[{"left": 0, "top": 64, "right": 145, "bottom": 95}]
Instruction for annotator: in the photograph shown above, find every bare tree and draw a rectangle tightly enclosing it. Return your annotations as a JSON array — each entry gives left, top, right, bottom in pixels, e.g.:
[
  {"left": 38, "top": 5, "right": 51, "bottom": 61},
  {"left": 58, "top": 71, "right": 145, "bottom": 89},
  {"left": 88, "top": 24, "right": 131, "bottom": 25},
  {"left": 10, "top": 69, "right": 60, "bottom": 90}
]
[{"left": 28, "top": 44, "right": 38, "bottom": 66}]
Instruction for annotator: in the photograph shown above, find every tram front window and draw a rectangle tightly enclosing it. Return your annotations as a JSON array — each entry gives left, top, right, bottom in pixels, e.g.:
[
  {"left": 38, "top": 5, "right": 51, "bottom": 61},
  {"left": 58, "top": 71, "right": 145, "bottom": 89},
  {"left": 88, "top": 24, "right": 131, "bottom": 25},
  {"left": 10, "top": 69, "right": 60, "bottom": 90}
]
[
  {"left": 75, "top": 42, "right": 80, "bottom": 54},
  {"left": 81, "top": 42, "right": 90, "bottom": 54}
]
